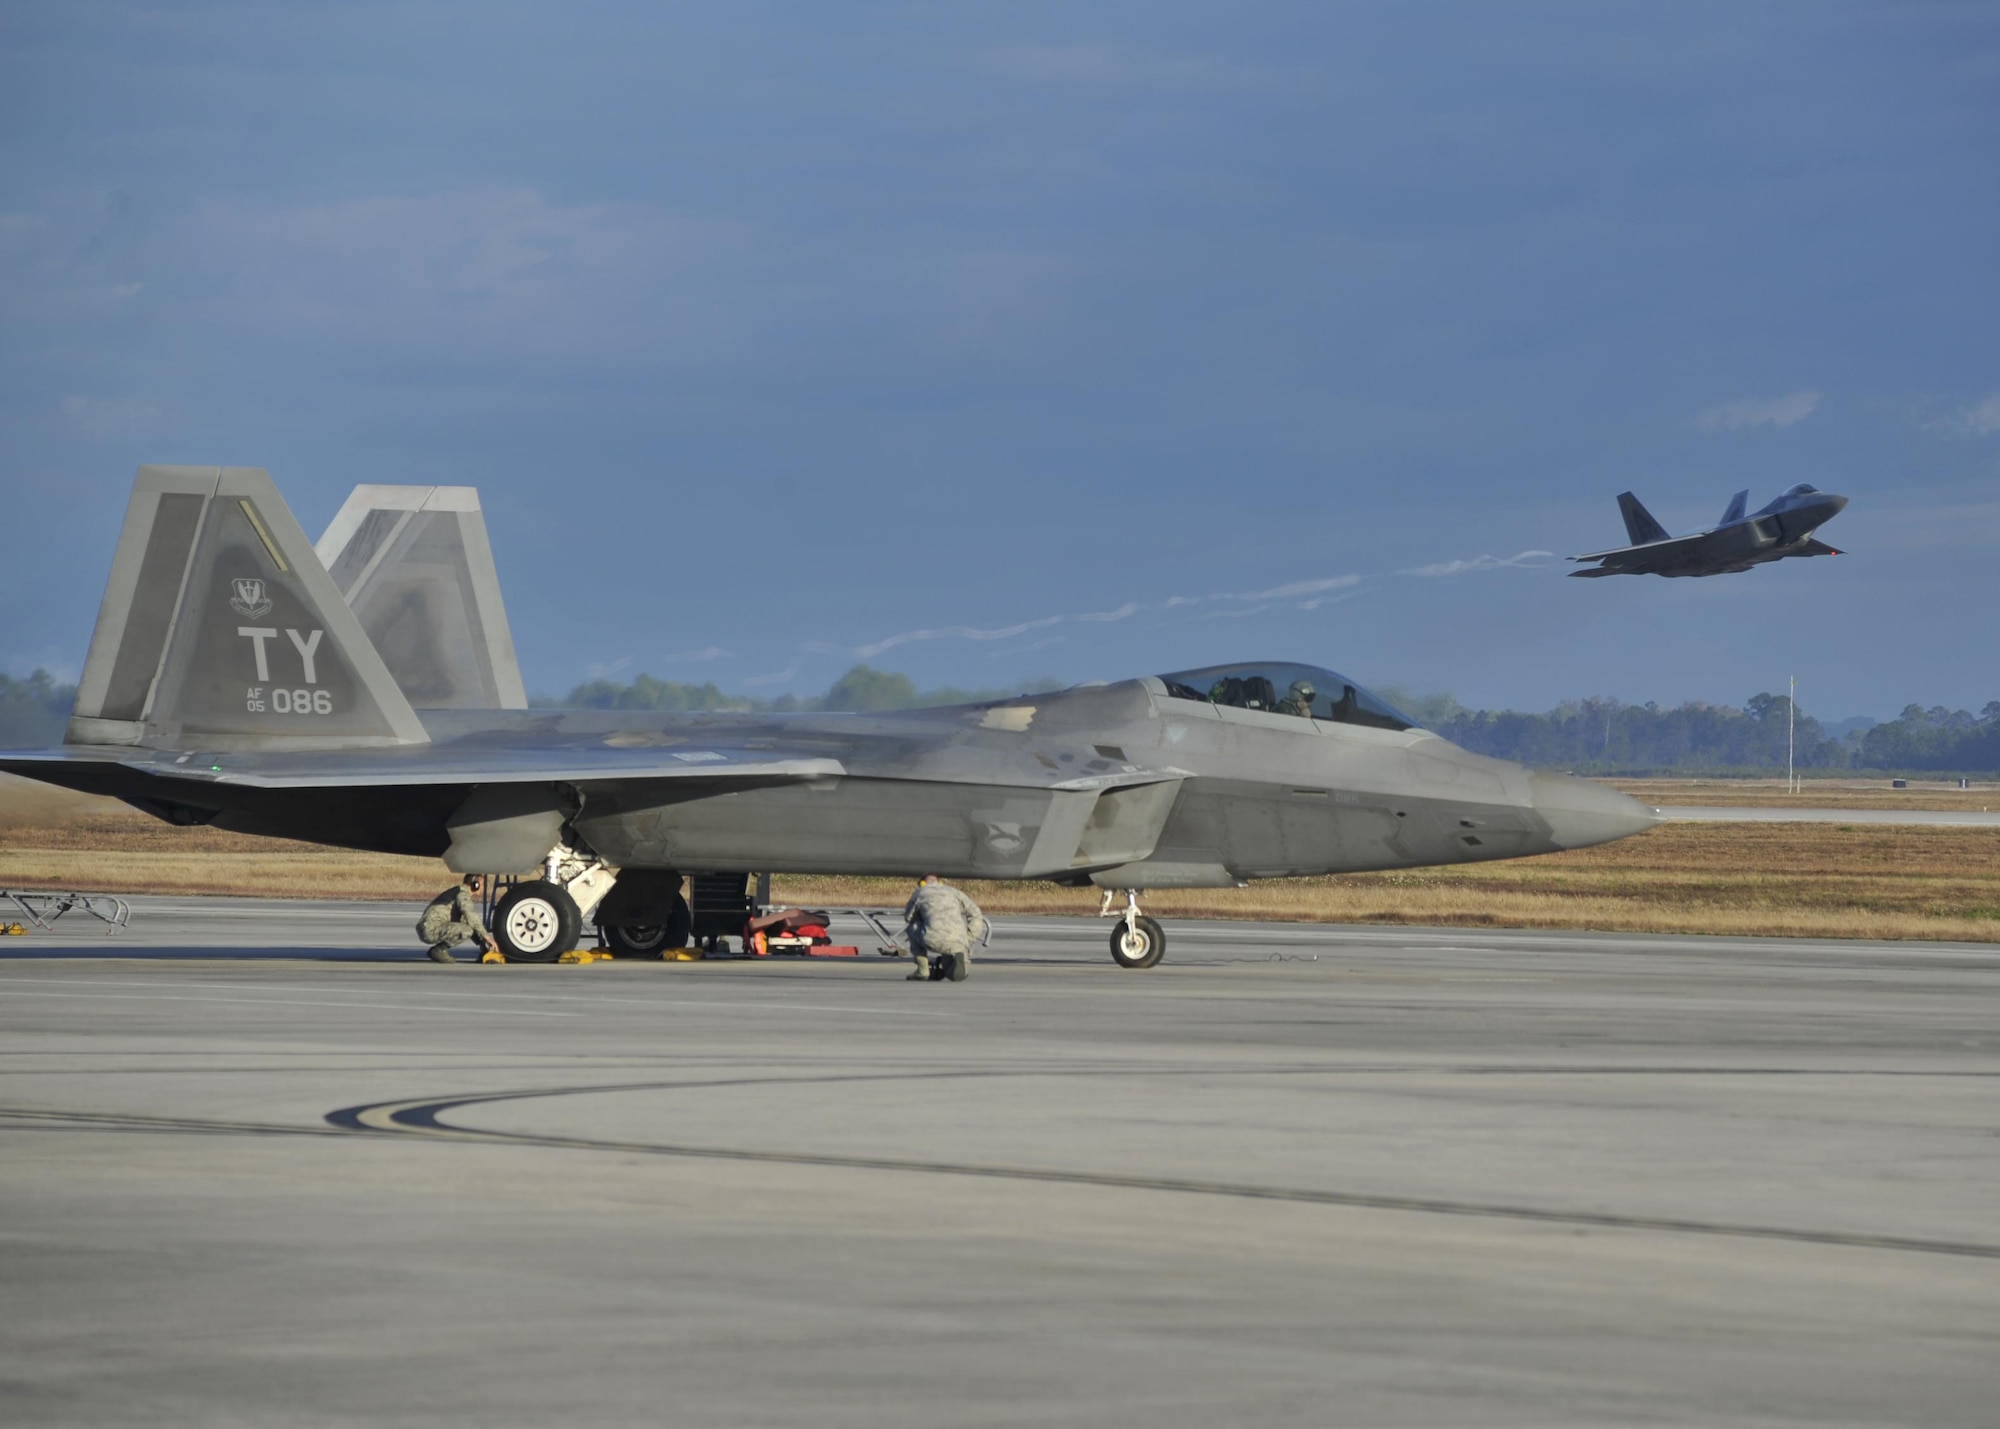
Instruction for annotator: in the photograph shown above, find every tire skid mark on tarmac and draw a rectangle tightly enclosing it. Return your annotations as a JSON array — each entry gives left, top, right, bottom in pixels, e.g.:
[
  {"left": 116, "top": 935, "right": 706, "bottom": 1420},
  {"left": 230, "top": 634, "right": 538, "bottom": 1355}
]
[
  {"left": 0, "top": 1106, "right": 350, "bottom": 1138},
  {"left": 319, "top": 1073, "right": 2000, "bottom": 1262}
]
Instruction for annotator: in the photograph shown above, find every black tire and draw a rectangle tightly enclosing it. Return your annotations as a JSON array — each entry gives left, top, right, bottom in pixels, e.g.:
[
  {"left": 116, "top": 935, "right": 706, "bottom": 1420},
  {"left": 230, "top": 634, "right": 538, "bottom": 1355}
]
[
  {"left": 493, "top": 881, "right": 582, "bottom": 963},
  {"left": 1108, "top": 914, "right": 1166, "bottom": 970},
  {"left": 600, "top": 893, "right": 693, "bottom": 957}
]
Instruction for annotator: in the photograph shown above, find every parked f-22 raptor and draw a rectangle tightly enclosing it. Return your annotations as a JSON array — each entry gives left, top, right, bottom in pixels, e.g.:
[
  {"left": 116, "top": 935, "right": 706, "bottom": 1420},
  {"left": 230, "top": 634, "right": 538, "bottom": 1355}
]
[
  {"left": 1, "top": 467, "right": 1658, "bottom": 970},
  {"left": 1569, "top": 484, "right": 1848, "bottom": 578}
]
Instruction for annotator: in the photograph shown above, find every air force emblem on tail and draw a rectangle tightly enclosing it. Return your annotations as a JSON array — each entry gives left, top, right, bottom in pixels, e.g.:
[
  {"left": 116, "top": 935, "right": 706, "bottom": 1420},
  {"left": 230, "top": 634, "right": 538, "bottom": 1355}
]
[{"left": 228, "top": 577, "right": 273, "bottom": 619}]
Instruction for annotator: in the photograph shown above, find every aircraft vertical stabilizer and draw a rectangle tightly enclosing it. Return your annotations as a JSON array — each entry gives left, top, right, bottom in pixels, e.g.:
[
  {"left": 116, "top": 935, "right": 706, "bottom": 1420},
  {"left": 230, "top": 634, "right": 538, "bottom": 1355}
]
[
  {"left": 1616, "top": 492, "right": 1670, "bottom": 546},
  {"left": 68, "top": 467, "right": 429, "bottom": 750},
  {"left": 315, "top": 486, "right": 528, "bottom": 710},
  {"left": 1719, "top": 489, "right": 1749, "bottom": 525}
]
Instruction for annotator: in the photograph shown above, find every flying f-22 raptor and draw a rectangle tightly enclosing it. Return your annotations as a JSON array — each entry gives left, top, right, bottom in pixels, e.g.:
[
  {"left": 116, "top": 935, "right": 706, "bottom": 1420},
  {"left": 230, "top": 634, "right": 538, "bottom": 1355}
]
[
  {"left": 0, "top": 467, "right": 1658, "bottom": 970},
  {"left": 1569, "top": 484, "right": 1848, "bottom": 578}
]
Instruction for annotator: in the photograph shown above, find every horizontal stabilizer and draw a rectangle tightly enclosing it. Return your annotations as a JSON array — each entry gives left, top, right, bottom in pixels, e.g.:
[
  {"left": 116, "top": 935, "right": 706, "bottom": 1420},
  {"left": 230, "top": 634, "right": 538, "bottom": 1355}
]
[
  {"left": 1617, "top": 491, "right": 1670, "bottom": 546},
  {"left": 68, "top": 467, "right": 429, "bottom": 751},
  {"left": 317, "top": 486, "right": 527, "bottom": 710},
  {"left": 1797, "top": 538, "right": 1842, "bottom": 557},
  {"left": 1720, "top": 489, "right": 1749, "bottom": 525}
]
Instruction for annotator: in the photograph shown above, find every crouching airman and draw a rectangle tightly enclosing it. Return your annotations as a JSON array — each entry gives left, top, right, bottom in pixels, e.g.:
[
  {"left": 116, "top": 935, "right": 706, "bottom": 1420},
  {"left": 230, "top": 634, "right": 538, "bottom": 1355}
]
[
  {"left": 903, "top": 874, "right": 984, "bottom": 983},
  {"left": 418, "top": 874, "right": 493, "bottom": 964}
]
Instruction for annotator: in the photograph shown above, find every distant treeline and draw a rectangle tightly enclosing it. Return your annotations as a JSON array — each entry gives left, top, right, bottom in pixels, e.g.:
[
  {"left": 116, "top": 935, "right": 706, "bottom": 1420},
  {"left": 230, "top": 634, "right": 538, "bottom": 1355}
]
[
  {"left": 5, "top": 665, "right": 1997, "bottom": 774},
  {"left": 1381, "top": 688, "right": 2000, "bottom": 775},
  {"left": 0, "top": 671, "right": 74, "bottom": 747},
  {"left": 543, "top": 665, "right": 1066, "bottom": 714}
]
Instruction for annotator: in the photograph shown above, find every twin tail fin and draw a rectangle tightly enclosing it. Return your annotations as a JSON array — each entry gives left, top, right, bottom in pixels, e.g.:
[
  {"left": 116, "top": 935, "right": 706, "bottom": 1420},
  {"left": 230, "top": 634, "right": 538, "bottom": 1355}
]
[
  {"left": 315, "top": 485, "right": 527, "bottom": 710},
  {"left": 1616, "top": 491, "right": 1670, "bottom": 547},
  {"left": 68, "top": 467, "right": 428, "bottom": 750}
]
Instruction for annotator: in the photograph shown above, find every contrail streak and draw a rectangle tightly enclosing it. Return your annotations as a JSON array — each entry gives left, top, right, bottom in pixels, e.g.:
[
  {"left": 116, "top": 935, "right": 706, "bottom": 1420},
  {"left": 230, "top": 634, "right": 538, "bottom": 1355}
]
[{"left": 823, "top": 545, "right": 1547, "bottom": 669}]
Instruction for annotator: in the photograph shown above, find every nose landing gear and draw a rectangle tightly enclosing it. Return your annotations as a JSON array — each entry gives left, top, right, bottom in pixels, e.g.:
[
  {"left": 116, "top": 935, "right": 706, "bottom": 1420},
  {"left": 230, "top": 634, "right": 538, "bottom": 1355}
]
[{"left": 1100, "top": 888, "right": 1166, "bottom": 969}]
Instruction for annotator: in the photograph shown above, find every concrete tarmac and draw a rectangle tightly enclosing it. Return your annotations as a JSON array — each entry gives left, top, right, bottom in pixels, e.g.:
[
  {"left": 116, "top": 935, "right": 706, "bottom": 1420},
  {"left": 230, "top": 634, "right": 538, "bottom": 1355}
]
[
  {"left": 1656, "top": 804, "right": 2000, "bottom": 825},
  {"left": 3, "top": 901, "right": 1998, "bottom": 1427}
]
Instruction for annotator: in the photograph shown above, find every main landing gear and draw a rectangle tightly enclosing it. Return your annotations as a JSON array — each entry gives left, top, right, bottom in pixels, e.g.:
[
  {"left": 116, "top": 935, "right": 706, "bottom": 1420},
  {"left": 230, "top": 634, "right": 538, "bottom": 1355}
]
[{"left": 1100, "top": 888, "right": 1165, "bottom": 970}]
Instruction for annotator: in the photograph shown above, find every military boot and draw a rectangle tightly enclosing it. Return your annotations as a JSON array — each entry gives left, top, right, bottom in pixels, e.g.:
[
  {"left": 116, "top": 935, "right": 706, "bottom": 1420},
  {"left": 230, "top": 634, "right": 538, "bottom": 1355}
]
[
  {"left": 906, "top": 953, "right": 931, "bottom": 982},
  {"left": 427, "top": 943, "right": 460, "bottom": 964},
  {"left": 946, "top": 946, "right": 970, "bottom": 982}
]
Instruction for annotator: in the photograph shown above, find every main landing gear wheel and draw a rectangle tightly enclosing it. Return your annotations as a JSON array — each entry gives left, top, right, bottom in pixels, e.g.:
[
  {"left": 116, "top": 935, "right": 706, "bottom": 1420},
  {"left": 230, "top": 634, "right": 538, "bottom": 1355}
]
[
  {"left": 1109, "top": 915, "right": 1166, "bottom": 970},
  {"left": 599, "top": 893, "right": 693, "bottom": 957},
  {"left": 493, "top": 880, "right": 582, "bottom": 963}
]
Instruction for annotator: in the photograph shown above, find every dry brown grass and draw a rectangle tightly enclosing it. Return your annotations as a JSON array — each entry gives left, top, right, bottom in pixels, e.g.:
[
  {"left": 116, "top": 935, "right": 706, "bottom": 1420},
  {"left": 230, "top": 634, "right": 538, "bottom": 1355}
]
[
  {"left": 774, "top": 822, "right": 2000, "bottom": 943},
  {"left": 3, "top": 774, "right": 1995, "bottom": 942},
  {"left": 0, "top": 774, "right": 445, "bottom": 900}
]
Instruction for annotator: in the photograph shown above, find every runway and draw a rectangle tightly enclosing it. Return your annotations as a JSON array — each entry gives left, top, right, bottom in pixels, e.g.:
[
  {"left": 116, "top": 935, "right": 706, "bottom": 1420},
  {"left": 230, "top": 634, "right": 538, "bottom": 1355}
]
[
  {"left": 3, "top": 903, "right": 1997, "bottom": 1426},
  {"left": 1656, "top": 803, "right": 2000, "bottom": 825}
]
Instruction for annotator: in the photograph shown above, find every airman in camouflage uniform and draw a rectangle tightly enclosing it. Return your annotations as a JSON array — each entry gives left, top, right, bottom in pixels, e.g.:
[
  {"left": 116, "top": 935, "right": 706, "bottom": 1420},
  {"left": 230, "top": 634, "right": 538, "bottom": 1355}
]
[
  {"left": 903, "top": 874, "right": 984, "bottom": 983},
  {"left": 417, "top": 874, "right": 492, "bottom": 964}
]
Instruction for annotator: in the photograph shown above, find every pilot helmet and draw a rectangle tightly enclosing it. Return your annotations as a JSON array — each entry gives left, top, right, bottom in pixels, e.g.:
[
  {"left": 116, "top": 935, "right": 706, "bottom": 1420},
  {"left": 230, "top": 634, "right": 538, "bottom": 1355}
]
[{"left": 1289, "top": 680, "right": 1316, "bottom": 702}]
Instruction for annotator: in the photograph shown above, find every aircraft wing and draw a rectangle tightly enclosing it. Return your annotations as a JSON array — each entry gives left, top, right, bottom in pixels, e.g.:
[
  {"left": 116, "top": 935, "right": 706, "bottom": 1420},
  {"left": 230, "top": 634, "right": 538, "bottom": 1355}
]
[
  {"left": 1568, "top": 532, "right": 1712, "bottom": 565},
  {"left": 0, "top": 742, "right": 846, "bottom": 791}
]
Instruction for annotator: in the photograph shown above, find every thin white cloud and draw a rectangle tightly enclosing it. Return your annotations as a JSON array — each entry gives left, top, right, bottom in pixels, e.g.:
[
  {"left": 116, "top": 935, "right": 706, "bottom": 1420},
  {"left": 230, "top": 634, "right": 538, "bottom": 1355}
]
[
  {"left": 1917, "top": 394, "right": 2000, "bottom": 437},
  {"left": 1298, "top": 588, "right": 1368, "bottom": 611},
  {"left": 1215, "top": 575, "right": 1365, "bottom": 602},
  {"left": 1698, "top": 390, "right": 1820, "bottom": 431},
  {"left": 852, "top": 578, "right": 1358, "bottom": 659},
  {"left": 1959, "top": 394, "right": 2000, "bottom": 436},
  {"left": 743, "top": 659, "right": 802, "bottom": 688},
  {"left": 1076, "top": 602, "right": 1142, "bottom": 623},
  {"left": 923, "top": 248, "right": 1083, "bottom": 354},
  {"left": 158, "top": 189, "right": 755, "bottom": 365},
  {"left": 1399, "top": 550, "right": 1555, "bottom": 577},
  {"left": 584, "top": 647, "right": 731, "bottom": 680},
  {"left": 59, "top": 393, "right": 166, "bottom": 438},
  {"left": 842, "top": 551, "right": 1559, "bottom": 663},
  {"left": 856, "top": 615, "right": 1068, "bottom": 659}
]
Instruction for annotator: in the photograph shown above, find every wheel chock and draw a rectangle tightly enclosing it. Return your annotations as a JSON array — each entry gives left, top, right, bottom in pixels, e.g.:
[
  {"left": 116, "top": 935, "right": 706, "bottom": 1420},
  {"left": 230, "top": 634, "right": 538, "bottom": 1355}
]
[
  {"left": 663, "top": 947, "right": 705, "bottom": 961},
  {"left": 556, "top": 949, "right": 612, "bottom": 964},
  {"left": 1, "top": 924, "right": 25, "bottom": 936},
  {"left": 479, "top": 949, "right": 507, "bottom": 964}
]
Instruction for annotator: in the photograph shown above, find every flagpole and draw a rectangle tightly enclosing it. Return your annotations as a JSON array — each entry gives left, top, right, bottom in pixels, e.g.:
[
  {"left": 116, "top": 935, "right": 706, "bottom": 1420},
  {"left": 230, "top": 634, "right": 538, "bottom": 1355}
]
[{"left": 1788, "top": 675, "right": 1796, "bottom": 794}]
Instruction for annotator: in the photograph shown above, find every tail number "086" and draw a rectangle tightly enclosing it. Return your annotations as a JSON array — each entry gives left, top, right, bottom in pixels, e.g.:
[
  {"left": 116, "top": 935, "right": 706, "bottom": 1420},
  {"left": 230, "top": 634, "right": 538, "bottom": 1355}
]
[{"left": 273, "top": 688, "right": 333, "bottom": 714}]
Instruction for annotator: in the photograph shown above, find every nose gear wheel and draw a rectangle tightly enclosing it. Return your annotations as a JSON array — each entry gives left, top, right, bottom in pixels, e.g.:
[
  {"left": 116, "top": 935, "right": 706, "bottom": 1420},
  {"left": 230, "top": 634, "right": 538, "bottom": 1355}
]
[{"left": 492, "top": 880, "right": 582, "bottom": 963}]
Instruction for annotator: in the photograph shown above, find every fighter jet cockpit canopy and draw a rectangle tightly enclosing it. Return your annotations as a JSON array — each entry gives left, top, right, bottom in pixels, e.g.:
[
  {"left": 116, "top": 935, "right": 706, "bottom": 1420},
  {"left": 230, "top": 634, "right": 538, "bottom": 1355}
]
[
  {"left": 1158, "top": 662, "right": 1417, "bottom": 731},
  {"left": 1753, "top": 483, "right": 1824, "bottom": 517}
]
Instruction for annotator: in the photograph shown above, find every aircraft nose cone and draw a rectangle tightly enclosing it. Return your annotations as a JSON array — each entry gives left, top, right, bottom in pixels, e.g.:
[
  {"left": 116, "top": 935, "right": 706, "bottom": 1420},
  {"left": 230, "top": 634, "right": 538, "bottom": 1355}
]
[
  {"left": 1826, "top": 493, "right": 1849, "bottom": 516},
  {"left": 1530, "top": 772, "right": 1659, "bottom": 850}
]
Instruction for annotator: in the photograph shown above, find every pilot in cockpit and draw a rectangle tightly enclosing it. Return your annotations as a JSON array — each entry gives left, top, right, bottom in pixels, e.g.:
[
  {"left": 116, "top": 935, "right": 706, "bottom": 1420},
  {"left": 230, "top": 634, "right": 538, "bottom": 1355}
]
[{"left": 1277, "top": 679, "right": 1316, "bottom": 717}]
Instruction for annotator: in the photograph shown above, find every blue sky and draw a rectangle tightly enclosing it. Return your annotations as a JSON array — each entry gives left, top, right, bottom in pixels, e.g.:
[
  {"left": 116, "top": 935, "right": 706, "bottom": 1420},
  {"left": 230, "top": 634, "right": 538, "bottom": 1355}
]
[{"left": 2, "top": 1, "right": 1995, "bottom": 717}]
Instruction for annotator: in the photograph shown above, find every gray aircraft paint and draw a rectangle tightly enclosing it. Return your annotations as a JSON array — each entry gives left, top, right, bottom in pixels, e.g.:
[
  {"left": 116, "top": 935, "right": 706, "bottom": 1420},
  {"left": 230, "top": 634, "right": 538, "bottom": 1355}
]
[
  {"left": 5, "top": 468, "right": 1655, "bottom": 915},
  {"left": 65, "top": 467, "right": 428, "bottom": 751},
  {"left": 315, "top": 484, "right": 528, "bottom": 710},
  {"left": 1570, "top": 484, "right": 1849, "bottom": 578}
]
